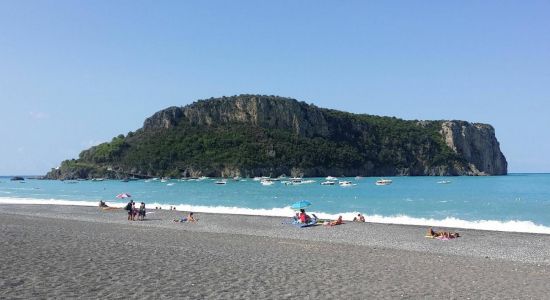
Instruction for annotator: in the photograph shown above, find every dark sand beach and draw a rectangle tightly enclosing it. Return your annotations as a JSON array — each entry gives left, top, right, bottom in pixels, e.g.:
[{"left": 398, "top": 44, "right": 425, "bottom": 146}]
[{"left": 1, "top": 204, "right": 549, "bottom": 299}]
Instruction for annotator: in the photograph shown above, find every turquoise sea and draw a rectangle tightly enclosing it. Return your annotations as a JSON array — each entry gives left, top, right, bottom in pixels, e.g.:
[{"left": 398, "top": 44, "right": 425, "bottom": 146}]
[{"left": 1, "top": 174, "right": 549, "bottom": 233}]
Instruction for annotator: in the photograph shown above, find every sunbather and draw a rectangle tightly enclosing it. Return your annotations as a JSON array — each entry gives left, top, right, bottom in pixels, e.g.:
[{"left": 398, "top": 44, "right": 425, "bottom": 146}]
[
  {"left": 325, "top": 215, "right": 343, "bottom": 226},
  {"left": 426, "top": 227, "right": 460, "bottom": 239}
]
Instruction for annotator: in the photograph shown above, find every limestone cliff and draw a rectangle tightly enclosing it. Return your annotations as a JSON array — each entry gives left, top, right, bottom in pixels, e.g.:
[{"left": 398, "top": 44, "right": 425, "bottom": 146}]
[{"left": 440, "top": 121, "right": 507, "bottom": 175}]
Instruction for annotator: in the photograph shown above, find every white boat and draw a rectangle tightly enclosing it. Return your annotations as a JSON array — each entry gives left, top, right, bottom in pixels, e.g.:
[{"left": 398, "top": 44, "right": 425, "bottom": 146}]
[
  {"left": 166, "top": 183, "right": 175, "bottom": 186},
  {"left": 215, "top": 180, "right": 227, "bottom": 185},
  {"left": 375, "top": 179, "right": 393, "bottom": 186},
  {"left": 321, "top": 181, "right": 336, "bottom": 185},
  {"left": 325, "top": 176, "right": 337, "bottom": 181},
  {"left": 160, "top": 179, "right": 168, "bottom": 183},
  {"left": 252, "top": 177, "right": 262, "bottom": 181},
  {"left": 91, "top": 178, "right": 104, "bottom": 182},
  {"left": 339, "top": 181, "right": 355, "bottom": 187},
  {"left": 261, "top": 180, "right": 274, "bottom": 186},
  {"left": 437, "top": 180, "right": 452, "bottom": 184}
]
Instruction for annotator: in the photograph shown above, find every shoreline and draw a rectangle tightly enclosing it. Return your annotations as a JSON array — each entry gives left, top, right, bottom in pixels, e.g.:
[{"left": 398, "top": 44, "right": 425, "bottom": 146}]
[
  {"left": 1, "top": 203, "right": 549, "bottom": 265},
  {"left": 1, "top": 204, "right": 549, "bottom": 298},
  {"left": 2, "top": 196, "right": 550, "bottom": 235}
]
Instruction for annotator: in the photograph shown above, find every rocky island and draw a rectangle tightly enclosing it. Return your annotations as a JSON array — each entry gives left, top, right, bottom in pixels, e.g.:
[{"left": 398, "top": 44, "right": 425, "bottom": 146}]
[{"left": 45, "top": 95, "right": 507, "bottom": 179}]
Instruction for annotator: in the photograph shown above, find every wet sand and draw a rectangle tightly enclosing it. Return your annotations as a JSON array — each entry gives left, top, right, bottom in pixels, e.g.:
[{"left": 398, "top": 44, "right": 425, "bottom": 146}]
[{"left": 1, "top": 204, "right": 549, "bottom": 299}]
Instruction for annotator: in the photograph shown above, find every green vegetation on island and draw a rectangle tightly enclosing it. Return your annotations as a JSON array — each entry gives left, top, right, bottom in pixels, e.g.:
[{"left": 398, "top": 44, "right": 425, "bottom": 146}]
[{"left": 46, "top": 95, "right": 507, "bottom": 179}]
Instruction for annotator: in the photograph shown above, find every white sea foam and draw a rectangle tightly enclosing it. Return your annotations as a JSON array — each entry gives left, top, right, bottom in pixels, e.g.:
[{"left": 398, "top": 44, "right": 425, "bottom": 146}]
[{"left": 1, "top": 197, "right": 550, "bottom": 234}]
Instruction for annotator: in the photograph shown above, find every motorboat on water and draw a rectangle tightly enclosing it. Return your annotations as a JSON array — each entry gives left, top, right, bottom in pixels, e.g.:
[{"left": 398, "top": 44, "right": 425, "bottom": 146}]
[
  {"left": 339, "top": 180, "right": 356, "bottom": 187},
  {"left": 261, "top": 180, "right": 274, "bottom": 186},
  {"left": 375, "top": 179, "right": 393, "bottom": 186},
  {"left": 325, "top": 176, "right": 337, "bottom": 181},
  {"left": 321, "top": 181, "right": 336, "bottom": 185},
  {"left": 437, "top": 180, "right": 452, "bottom": 184},
  {"left": 215, "top": 180, "right": 227, "bottom": 185}
]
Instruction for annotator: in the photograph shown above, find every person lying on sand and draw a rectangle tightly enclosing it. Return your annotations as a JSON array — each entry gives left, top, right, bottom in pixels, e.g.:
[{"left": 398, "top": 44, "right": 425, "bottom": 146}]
[
  {"left": 426, "top": 227, "right": 460, "bottom": 239},
  {"left": 173, "top": 212, "right": 198, "bottom": 223},
  {"left": 324, "top": 215, "right": 343, "bottom": 226}
]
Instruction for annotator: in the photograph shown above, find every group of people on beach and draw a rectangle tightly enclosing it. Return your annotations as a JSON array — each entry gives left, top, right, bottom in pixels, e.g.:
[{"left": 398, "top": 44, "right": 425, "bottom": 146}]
[
  {"left": 125, "top": 200, "right": 146, "bottom": 221},
  {"left": 426, "top": 227, "right": 460, "bottom": 239},
  {"left": 292, "top": 209, "right": 344, "bottom": 226}
]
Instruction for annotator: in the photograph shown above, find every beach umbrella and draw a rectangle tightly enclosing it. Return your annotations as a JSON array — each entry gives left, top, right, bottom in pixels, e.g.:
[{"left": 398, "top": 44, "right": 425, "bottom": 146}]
[
  {"left": 291, "top": 200, "right": 312, "bottom": 210},
  {"left": 116, "top": 193, "right": 132, "bottom": 199}
]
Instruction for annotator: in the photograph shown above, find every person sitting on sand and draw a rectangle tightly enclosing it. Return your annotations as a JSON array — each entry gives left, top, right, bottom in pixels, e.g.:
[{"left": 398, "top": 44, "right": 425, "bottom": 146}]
[
  {"left": 98, "top": 200, "right": 108, "bottom": 208},
  {"left": 299, "top": 209, "right": 311, "bottom": 223},
  {"left": 353, "top": 214, "right": 365, "bottom": 222},
  {"left": 186, "top": 212, "right": 197, "bottom": 222}
]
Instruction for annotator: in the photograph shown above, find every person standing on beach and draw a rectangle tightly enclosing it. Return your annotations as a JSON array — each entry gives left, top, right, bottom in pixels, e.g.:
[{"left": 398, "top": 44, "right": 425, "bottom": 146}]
[
  {"left": 131, "top": 202, "right": 137, "bottom": 221},
  {"left": 138, "top": 202, "right": 146, "bottom": 221},
  {"left": 125, "top": 200, "right": 134, "bottom": 221}
]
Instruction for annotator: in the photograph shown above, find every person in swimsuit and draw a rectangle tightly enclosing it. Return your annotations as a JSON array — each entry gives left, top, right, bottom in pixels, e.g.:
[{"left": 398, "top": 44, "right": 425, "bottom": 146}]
[{"left": 328, "top": 215, "right": 343, "bottom": 226}]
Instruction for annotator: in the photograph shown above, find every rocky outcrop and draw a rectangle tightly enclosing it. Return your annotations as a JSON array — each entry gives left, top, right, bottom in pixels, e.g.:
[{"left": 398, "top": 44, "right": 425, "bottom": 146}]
[
  {"left": 143, "top": 95, "right": 330, "bottom": 137},
  {"left": 440, "top": 121, "right": 507, "bottom": 175}
]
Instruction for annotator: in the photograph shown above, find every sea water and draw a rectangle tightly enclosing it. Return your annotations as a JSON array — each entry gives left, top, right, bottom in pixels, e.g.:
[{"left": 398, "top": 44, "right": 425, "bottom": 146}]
[{"left": 1, "top": 174, "right": 549, "bottom": 234}]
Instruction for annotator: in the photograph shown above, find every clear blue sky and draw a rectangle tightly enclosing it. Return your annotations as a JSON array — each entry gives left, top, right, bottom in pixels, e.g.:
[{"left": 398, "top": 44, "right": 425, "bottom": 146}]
[{"left": 1, "top": 1, "right": 549, "bottom": 175}]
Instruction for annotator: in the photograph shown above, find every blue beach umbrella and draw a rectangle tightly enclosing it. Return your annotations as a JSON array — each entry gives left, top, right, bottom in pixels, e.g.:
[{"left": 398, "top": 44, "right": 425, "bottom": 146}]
[{"left": 291, "top": 200, "right": 312, "bottom": 210}]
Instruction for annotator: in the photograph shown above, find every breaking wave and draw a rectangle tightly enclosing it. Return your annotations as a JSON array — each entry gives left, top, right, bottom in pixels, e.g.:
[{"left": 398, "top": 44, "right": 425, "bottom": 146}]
[{"left": 1, "top": 197, "right": 549, "bottom": 234}]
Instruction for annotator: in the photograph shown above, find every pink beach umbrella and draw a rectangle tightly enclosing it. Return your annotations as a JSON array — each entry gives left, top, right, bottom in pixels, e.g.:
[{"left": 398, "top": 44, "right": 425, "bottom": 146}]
[{"left": 116, "top": 193, "right": 132, "bottom": 199}]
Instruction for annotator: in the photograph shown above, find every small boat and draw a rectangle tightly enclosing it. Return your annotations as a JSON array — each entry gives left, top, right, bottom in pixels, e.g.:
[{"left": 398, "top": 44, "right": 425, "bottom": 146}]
[
  {"left": 321, "top": 181, "right": 336, "bottom": 185},
  {"left": 375, "top": 179, "right": 393, "bottom": 186},
  {"left": 91, "top": 178, "right": 104, "bottom": 182},
  {"left": 325, "top": 176, "right": 337, "bottom": 181},
  {"left": 10, "top": 176, "right": 25, "bottom": 181},
  {"left": 437, "top": 180, "right": 452, "bottom": 184},
  {"left": 215, "top": 180, "right": 227, "bottom": 185},
  {"left": 261, "top": 180, "right": 274, "bottom": 186},
  {"left": 166, "top": 183, "right": 175, "bottom": 186},
  {"left": 339, "top": 181, "right": 355, "bottom": 187}
]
